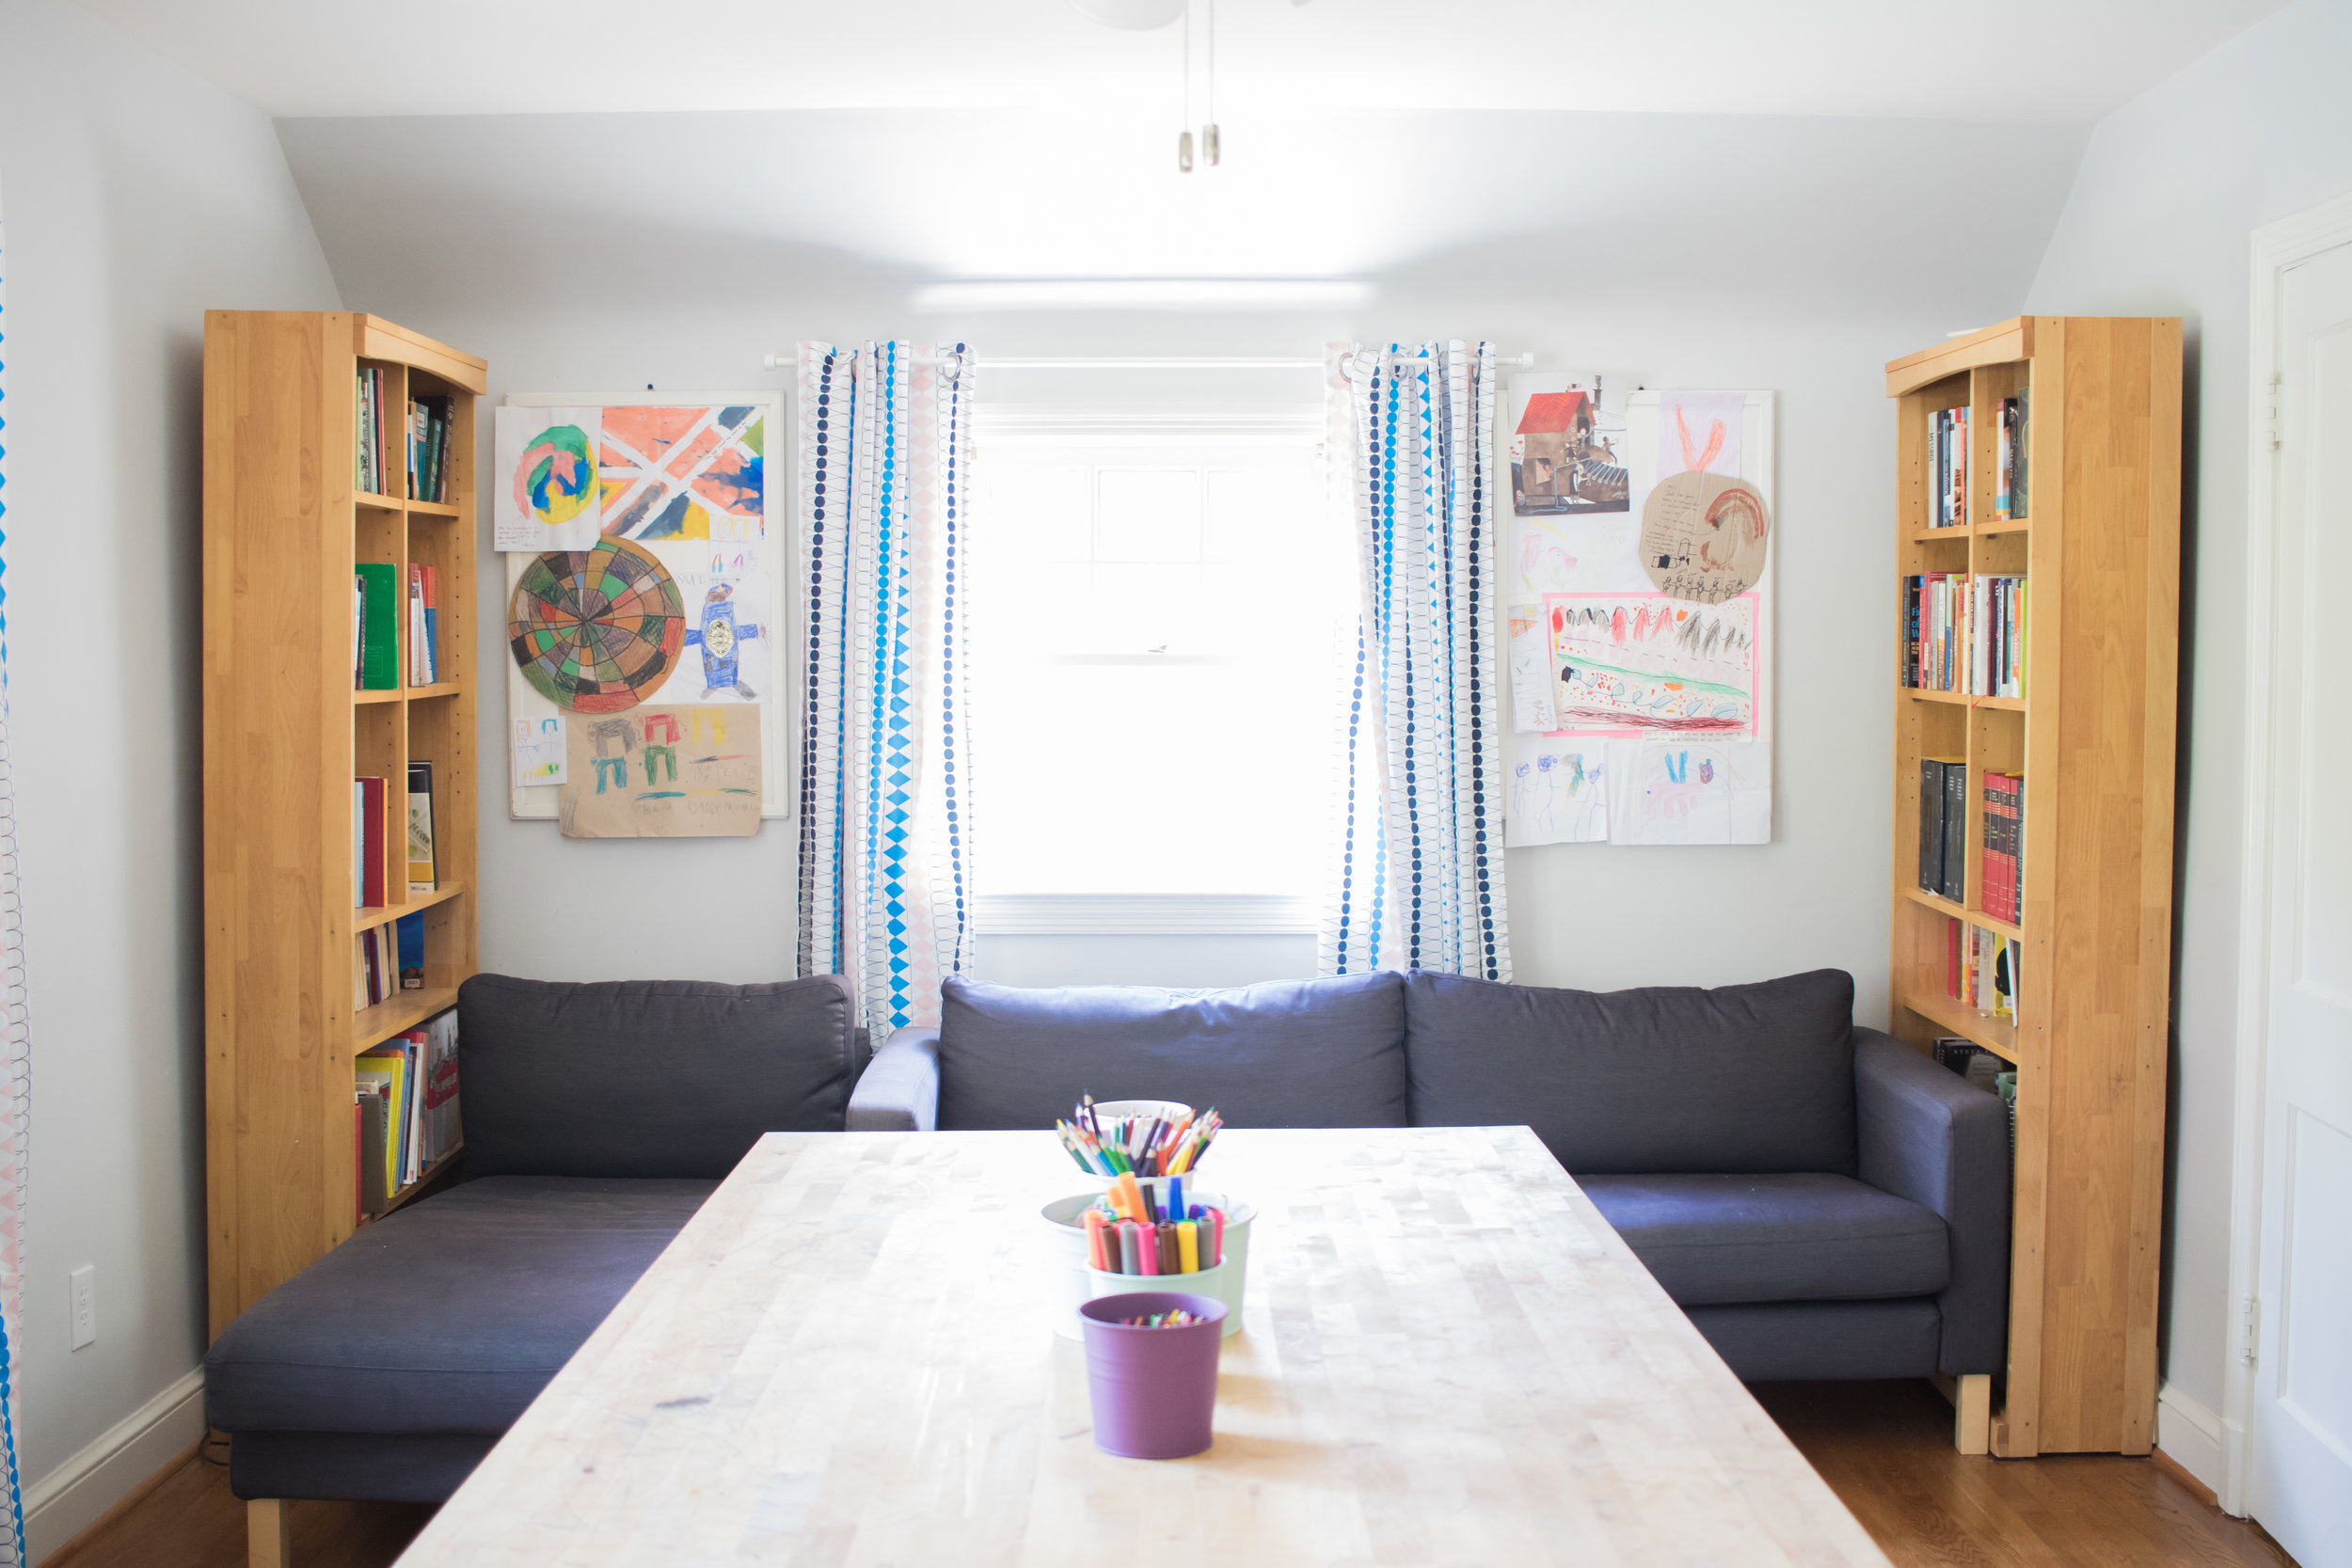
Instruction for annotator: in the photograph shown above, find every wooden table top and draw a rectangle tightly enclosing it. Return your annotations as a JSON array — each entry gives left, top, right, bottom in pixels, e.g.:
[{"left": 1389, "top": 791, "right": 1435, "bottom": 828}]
[{"left": 395, "top": 1127, "right": 1890, "bottom": 1567}]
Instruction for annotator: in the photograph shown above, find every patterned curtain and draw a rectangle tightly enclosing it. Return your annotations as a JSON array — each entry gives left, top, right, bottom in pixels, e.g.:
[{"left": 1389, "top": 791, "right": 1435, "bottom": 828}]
[
  {"left": 1320, "top": 341, "right": 1511, "bottom": 982},
  {"left": 0, "top": 189, "right": 27, "bottom": 1567},
  {"left": 792, "top": 342, "right": 976, "bottom": 1032}
]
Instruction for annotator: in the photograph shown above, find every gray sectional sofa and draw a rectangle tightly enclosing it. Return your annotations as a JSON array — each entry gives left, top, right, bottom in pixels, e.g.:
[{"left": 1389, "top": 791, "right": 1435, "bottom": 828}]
[
  {"left": 858, "top": 966, "right": 2012, "bottom": 1383},
  {"left": 205, "top": 973, "right": 862, "bottom": 1504},
  {"left": 206, "top": 963, "right": 2007, "bottom": 1513}
]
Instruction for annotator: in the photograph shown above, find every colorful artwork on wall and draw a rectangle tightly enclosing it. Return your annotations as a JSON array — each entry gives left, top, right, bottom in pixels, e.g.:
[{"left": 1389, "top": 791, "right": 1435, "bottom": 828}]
[
  {"left": 507, "top": 539, "right": 687, "bottom": 714},
  {"left": 596, "top": 404, "right": 766, "bottom": 542},
  {"left": 493, "top": 407, "right": 606, "bottom": 550},
  {"left": 558, "top": 705, "right": 762, "bottom": 838}
]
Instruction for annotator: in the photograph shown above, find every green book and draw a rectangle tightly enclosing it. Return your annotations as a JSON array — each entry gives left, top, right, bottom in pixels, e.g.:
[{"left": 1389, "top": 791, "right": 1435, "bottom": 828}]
[{"left": 356, "top": 562, "right": 400, "bottom": 689}]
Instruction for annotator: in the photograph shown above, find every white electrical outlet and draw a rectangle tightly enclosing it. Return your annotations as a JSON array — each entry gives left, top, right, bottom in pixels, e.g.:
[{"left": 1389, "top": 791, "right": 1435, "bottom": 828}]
[{"left": 69, "top": 1265, "right": 96, "bottom": 1350}]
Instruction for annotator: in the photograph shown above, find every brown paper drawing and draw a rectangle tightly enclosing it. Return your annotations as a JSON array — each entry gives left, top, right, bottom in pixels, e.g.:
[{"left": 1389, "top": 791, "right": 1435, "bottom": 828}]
[
  {"left": 1638, "top": 471, "right": 1772, "bottom": 606},
  {"left": 559, "top": 705, "right": 761, "bottom": 838}
]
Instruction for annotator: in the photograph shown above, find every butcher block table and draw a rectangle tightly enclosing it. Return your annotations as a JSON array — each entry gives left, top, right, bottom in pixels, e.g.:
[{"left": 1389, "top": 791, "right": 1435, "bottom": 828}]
[{"left": 394, "top": 1127, "right": 1891, "bottom": 1567}]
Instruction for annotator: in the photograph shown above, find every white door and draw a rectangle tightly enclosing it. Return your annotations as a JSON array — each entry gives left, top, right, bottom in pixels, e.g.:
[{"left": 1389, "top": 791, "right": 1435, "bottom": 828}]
[{"left": 2249, "top": 233, "right": 2352, "bottom": 1568}]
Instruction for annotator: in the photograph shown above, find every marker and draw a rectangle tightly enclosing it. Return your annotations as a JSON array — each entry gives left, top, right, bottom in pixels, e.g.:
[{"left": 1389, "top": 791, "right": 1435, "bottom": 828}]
[
  {"left": 1177, "top": 1219, "right": 1200, "bottom": 1274},
  {"left": 1083, "top": 1209, "right": 1110, "bottom": 1271},
  {"left": 1136, "top": 1221, "right": 1159, "bottom": 1276},
  {"left": 1206, "top": 1206, "right": 1224, "bottom": 1267},
  {"left": 1118, "top": 1221, "right": 1142, "bottom": 1275},
  {"left": 1167, "top": 1174, "right": 1184, "bottom": 1226},
  {"left": 1156, "top": 1221, "right": 1179, "bottom": 1275}
]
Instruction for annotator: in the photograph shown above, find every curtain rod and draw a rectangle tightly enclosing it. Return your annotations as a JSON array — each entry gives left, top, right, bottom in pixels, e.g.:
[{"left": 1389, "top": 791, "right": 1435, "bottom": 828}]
[{"left": 758, "top": 351, "right": 1535, "bottom": 372}]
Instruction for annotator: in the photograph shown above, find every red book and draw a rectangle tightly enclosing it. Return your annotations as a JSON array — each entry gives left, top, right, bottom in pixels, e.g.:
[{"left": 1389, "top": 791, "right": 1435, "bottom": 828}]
[{"left": 357, "top": 775, "right": 387, "bottom": 906}]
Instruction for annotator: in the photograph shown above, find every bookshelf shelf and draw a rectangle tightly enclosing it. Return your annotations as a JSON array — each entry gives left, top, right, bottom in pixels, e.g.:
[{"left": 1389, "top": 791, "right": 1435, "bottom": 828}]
[
  {"left": 204, "top": 311, "right": 485, "bottom": 1338},
  {"left": 1899, "top": 988, "right": 2021, "bottom": 1064},
  {"left": 355, "top": 986, "right": 462, "bottom": 1052},
  {"left": 1885, "top": 316, "right": 2180, "bottom": 1460},
  {"left": 1899, "top": 885, "right": 2025, "bottom": 942},
  {"left": 352, "top": 881, "right": 469, "bottom": 935}
]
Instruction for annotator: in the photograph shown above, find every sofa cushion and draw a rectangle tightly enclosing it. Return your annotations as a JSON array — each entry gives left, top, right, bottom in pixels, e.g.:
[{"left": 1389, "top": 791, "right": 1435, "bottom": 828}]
[
  {"left": 1581, "top": 1173, "right": 1947, "bottom": 1306},
  {"left": 1404, "top": 969, "right": 1859, "bottom": 1175},
  {"left": 1684, "top": 1300, "right": 1945, "bottom": 1382},
  {"left": 935, "top": 972, "right": 1409, "bottom": 1131},
  {"left": 205, "top": 1176, "right": 713, "bottom": 1435},
  {"left": 458, "top": 973, "right": 854, "bottom": 1179}
]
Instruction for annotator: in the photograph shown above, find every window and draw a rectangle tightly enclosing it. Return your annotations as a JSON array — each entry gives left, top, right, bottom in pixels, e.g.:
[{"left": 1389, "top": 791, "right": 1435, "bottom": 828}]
[{"left": 971, "top": 407, "right": 1343, "bottom": 931}]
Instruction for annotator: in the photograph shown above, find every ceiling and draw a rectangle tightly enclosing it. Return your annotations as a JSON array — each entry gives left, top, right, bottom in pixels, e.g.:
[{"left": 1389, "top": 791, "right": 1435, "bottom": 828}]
[{"left": 80, "top": 0, "right": 2285, "bottom": 123}]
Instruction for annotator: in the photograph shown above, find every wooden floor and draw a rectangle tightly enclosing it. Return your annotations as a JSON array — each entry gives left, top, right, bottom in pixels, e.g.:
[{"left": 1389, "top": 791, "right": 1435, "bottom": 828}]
[{"left": 50, "top": 1384, "right": 2290, "bottom": 1568}]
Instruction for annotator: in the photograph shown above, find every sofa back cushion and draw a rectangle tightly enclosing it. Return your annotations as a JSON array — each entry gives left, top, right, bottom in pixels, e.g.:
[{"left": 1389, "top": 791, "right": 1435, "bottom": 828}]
[
  {"left": 1404, "top": 969, "right": 1857, "bottom": 1176},
  {"left": 936, "top": 972, "right": 1409, "bottom": 1131},
  {"left": 458, "top": 973, "right": 856, "bottom": 1179}
]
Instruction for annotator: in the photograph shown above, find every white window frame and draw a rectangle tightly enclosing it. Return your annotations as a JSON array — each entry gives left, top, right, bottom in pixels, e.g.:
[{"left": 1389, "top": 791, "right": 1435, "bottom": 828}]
[{"left": 969, "top": 403, "right": 1330, "bottom": 938}]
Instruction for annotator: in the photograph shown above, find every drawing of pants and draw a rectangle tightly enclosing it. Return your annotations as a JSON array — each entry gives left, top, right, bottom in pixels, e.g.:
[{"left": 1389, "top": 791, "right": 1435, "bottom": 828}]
[
  {"left": 644, "top": 713, "right": 683, "bottom": 744},
  {"left": 643, "top": 744, "right": 677, "bottom": 784},
  {"left": 593, "top": 756, "right": 628, "bottom": 793}
]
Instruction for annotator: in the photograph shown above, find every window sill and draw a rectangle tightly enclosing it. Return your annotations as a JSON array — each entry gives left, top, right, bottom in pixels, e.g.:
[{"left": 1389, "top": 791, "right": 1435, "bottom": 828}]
[{"left": 977, "top": 894, "right": 1316, "bottom": 935}]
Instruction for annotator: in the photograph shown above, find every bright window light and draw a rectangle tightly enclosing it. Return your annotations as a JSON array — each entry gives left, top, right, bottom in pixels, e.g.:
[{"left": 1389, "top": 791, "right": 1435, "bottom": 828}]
[{"left": 971, "top": 410, "right": 1344, "bottom": 899}]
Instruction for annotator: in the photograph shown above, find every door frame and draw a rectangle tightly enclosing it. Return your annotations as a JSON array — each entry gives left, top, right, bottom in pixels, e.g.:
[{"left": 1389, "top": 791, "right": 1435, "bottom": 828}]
[{"left": 2226, "top": 184, "right": 2352, "bottom": 1519}]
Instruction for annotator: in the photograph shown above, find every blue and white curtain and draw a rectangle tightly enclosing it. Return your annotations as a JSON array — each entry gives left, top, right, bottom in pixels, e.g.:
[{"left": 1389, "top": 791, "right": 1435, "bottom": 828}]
[
  {"left": 1320, "top": 341, "right": 1511, "bottom": 982},
  {"left": 0, "top": 188, "right": 28, "bottom": 1566},
  {"left": 793, "top": 343, "right": 976, "bottom": 1032}
]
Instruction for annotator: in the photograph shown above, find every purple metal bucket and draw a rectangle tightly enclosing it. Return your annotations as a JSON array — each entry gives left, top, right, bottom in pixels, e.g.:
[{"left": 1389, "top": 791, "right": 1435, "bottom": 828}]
[{"left": 1077, "top": 1291, "right": 1227, "bottom": 1459}]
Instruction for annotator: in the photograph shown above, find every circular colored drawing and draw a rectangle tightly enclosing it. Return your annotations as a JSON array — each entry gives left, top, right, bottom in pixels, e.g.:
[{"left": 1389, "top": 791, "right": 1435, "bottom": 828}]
[
  {"left": 508, "top": 539, "right": 686, "bottom": 714},
  {"left": 515, "top": 423, "right": 596, "bottom": 529}
]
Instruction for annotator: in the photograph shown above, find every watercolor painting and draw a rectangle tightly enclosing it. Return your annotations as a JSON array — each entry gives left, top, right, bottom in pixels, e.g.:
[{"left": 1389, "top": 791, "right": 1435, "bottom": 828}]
[
  {"left": 1544, "top": 591, "right": 1759, "bottom": 737},
  {"left": 1505, "top": 748, "right": 1608, "bottom": 847},
  {"left": 1604, "top": 737, "right": 1772, "bottom": 845},
  {"left": 559, "top": 705, "right": 762, "bottom": 838},
  {"left": 493, "top": 407, "right": 607, "bottom": 551},
  {"left": 597, "top": 404, "right": 766, "bottom": 542}
]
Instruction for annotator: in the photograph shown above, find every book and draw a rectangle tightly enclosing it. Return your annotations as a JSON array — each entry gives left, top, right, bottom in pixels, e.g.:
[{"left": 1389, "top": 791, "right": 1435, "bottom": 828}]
[
  {"left": 2000, "top": 391, "right": 2028, "bottom": 519},
  {"left": 396, "top": 909, "right": 425, "bottom": 990},
  {"left": 407, "top": 761, "right": 437, "bottom": 893},
  {"left": 356, "top": 1083, "right": 390, "bottom": 1218},
  {"left": 421, "top": 565, "right": 441, "bottom": 686},
  {"left": 420, "top": 1009, "right": 460, "bottom": 1167},
  {"left": 356, "top": 1041, "right": 417, "bottom": 1192},
  {"left": 407, "top": 565, "right": 428, "bottom": 686},
  {"left": 356, "top": 562, "right": 401, "bottom": 689},
  {"left": 355, "top": 775, "right": 389, "bottom": 907},
  {"left": 1918, "top": 758, "right": 1948, "bottom": 895},
  {"left": 1983, "top": 771, "right": 2025, "bottom": 926},
  {"left": 1941, "top": 759, "right": 1967, "bottom": 905}
]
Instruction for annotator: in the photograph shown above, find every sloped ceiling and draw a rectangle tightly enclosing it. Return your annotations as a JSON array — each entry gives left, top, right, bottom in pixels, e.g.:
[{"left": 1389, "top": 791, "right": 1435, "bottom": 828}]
[{"left": 82, "top": 0, "right": 2285, "bottom": 122}]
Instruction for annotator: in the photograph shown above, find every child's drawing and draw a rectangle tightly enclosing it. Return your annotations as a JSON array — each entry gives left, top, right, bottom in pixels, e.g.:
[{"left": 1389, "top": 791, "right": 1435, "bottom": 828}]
[
  {"left": 1506, "top": 749, "right": 1608, "bottom": 847},
  {"left": 1603, "top": 737, "right": 1771, "bottom": 845},
  {"left": 1546, "top": 591, "right": 1758, "bottom": 737},
  {"left": 1509, "top": 605, "right": 1559, "bottom": 734}
]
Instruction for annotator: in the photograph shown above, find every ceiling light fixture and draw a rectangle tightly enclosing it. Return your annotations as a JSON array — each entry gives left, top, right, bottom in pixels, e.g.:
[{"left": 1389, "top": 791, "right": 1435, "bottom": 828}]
[{"left": 1069, "top": 0, "right": 1220, "bottom": 172}]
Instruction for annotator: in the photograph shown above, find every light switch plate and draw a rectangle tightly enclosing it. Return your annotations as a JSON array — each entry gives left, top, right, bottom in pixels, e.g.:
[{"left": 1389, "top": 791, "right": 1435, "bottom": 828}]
[{"left": 69, "top": 1265, "right": 96, "bottom": 1350}]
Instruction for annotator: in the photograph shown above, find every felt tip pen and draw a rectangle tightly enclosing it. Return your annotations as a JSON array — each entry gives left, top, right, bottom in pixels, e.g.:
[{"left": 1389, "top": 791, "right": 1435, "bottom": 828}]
[
  {"left": 1136, "top": 1220, "right": 1159, "bottom": 1275},
  {"left": 1177, "top": 1218, "right": 1200, "bottom": 1274},
  {"left": 1156, "top": 1221, "right": 1179, "bottom": 1275},
  {"left": 1118, "top": 1220, "right": 1142, "bottom": 1275}
]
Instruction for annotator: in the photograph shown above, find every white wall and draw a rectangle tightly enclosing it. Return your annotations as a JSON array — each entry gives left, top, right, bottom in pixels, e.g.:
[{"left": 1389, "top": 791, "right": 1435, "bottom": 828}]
[
  {"left": 2022, "top": 0, "right": 2352, "bottom": 1475},
  {"left": 0, "top": 0, "right": 342, "bottom": 1554},
  {"left": 276, "top": 107, "right": 2087, "bottom": 1017}
]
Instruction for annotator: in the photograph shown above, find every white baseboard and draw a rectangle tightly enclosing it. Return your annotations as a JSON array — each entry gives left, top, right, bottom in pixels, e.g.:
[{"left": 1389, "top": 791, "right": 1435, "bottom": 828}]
[
  {"left": 2156, "top": 1380, "right": 2227, "bottom": 1500},
  {"left": 23, "top": 1365, "right": 206, "bottom": 1565}
]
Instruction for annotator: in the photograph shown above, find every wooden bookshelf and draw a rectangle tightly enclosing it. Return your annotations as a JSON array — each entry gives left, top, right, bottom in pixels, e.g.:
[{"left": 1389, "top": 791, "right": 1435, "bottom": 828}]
[
  {"left": 1885, "top": 317, "right": 2180, "bottom": 1458},
  {"left": 202, "top": 312, "right": 485, "bottom": 1338}
]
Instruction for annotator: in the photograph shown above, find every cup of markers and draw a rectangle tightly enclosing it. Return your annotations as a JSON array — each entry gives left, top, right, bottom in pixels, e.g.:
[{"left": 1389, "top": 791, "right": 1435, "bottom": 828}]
[
  {"left": 1040, "top": 1176, "right": 1254, "bottom": 1340},
  {"left": 1077, "top": 1291, "right": 1227, "bottom": 1459},
  {"left": 1056, "top": 1096, "right": 1222, "bottom": 1182}
]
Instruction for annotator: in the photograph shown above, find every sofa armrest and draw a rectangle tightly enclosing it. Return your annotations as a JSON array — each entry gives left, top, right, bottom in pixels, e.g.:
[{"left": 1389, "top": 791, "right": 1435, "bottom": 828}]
[
  {"left": 1854, "top": 1028, "right": 2010, "bottom": 1375},
  {"left": 846, "top": 1027, "right": 940, "bottom": 1132}
]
